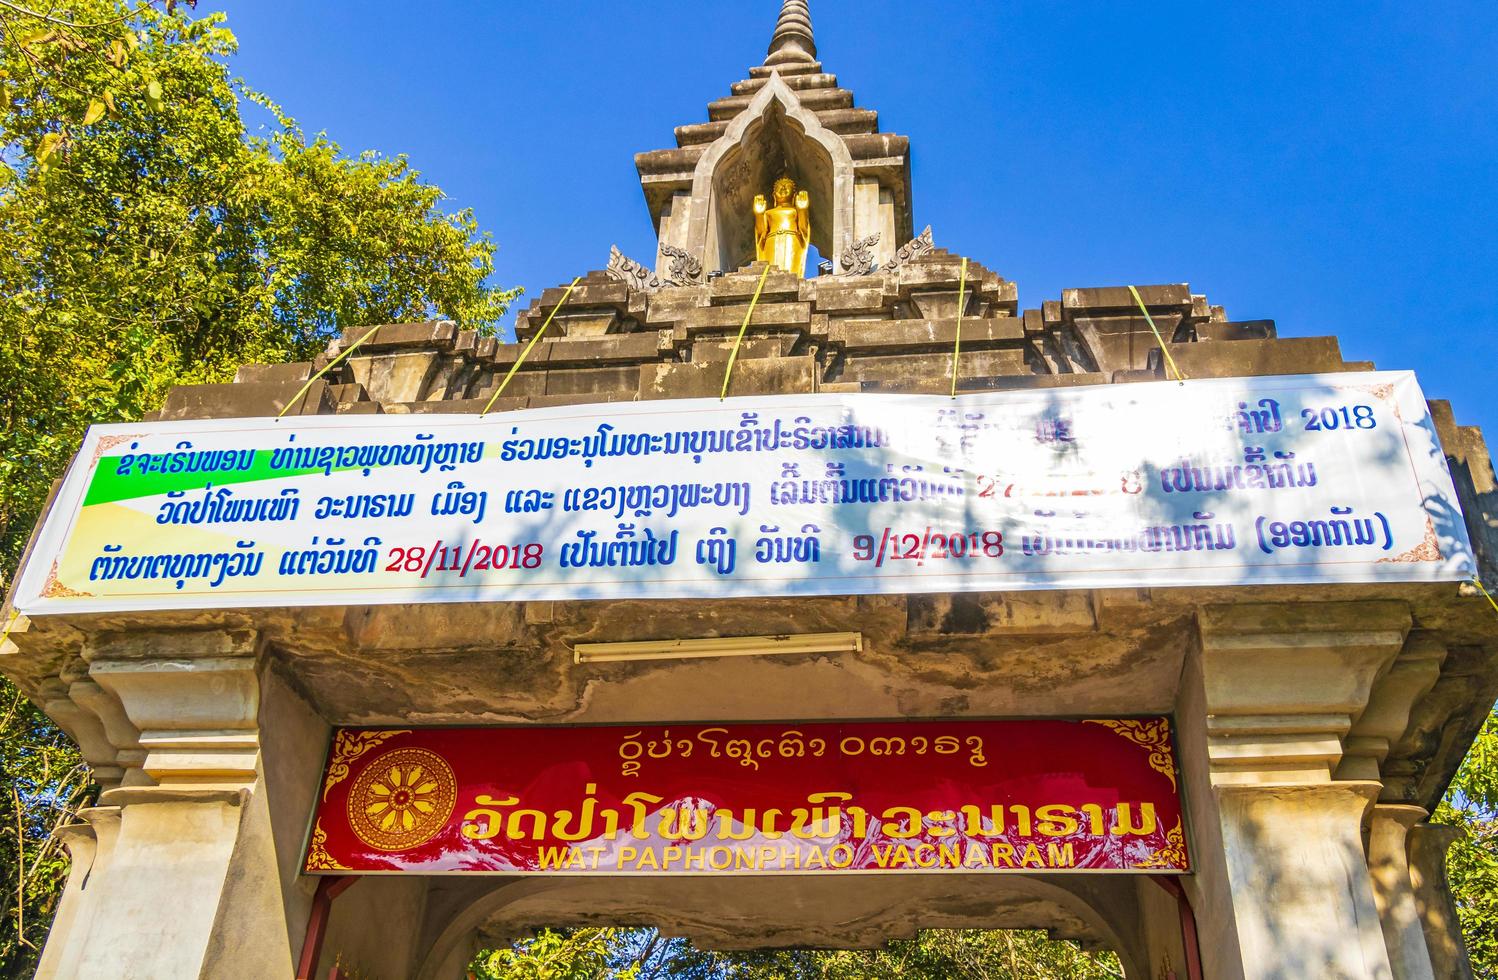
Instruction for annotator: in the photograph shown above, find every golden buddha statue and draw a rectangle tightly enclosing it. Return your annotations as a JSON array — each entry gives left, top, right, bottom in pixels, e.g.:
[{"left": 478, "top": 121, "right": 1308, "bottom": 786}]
[{"left": 753, "top": 176, "right": 811, "bottom": 276}]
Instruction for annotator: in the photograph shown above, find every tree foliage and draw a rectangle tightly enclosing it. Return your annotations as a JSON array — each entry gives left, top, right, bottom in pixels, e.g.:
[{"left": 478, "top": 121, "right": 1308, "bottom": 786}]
[
  {"left": 473, "top": 928, "right": 1124, "bottom": 980},
  {"left": 0, "top": 687, "right": 88, "bottom": 972},
  {"left": 1437, "top": 704, "right": 1498, "bottom": 977},
  {"left": 0, "top": 0, "right": 518, "bottom": 577},
  {"left": 0, "top": 1, "right": 516, "bottom": 973},
  {"left": 476, "top": 928, "right": 627, "bottom": 980}
]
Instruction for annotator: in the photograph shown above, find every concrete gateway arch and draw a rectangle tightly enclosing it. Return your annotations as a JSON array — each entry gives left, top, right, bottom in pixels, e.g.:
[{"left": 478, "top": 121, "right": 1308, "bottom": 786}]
[{"left": 5, "top": 3, "right": 1496, "bottom": 979}]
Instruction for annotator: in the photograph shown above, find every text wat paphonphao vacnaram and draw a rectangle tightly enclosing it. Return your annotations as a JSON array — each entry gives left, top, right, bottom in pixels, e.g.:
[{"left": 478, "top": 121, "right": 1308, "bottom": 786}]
[{"left": 10, "top": 371, "right": 1475, "bottom": 615}]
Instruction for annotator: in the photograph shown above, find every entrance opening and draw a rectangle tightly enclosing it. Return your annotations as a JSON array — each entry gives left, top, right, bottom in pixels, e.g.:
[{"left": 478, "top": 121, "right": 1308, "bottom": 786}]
[
  {"left": 363, "top": 872, "right": 1167, "bottom": 979},
  {"left": 471, "top": 927, "right": 1126, "bottom": 978}
]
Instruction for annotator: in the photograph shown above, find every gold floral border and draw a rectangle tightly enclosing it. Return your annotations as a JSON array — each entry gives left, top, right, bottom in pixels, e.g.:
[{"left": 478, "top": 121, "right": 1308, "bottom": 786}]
[
  {"left": 1377, "top": 516, "right": 1442, "bottom": 564},
  {"left": 1084, "top": 718, "right": 1177, "bottom": 791},
  {"left": 322, "top": 729, "right": 410, "bottom": 801},
  {"left": 1137, "top": 818, "right": 1188, "bottom": 870},
  {"left": 304, "top": 818, "right": 348, "bottom": 872},
  {"left": 1333, "top": 383, "right": 1402, "bottom": 421},
  {"left": 42, "top": 560, "right": 91, "bottom": 599},
  {"left": 93, "top": 433, "right": 136, "bottom": 462}
]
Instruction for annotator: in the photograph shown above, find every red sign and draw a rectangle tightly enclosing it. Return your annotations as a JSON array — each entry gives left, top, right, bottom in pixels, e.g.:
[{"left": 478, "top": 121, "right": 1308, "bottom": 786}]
[{"left": 305, "top": 718, "right": 1188, "bottom": 875}]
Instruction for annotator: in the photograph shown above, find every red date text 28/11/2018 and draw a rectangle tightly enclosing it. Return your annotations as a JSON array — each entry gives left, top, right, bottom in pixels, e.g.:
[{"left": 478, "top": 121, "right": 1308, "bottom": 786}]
[
  {"left": 386, "top": 541, "right": 543, "bottom": 578},
  {"left": 853, "top": 528, "right": 1005, "bottom": 568}
]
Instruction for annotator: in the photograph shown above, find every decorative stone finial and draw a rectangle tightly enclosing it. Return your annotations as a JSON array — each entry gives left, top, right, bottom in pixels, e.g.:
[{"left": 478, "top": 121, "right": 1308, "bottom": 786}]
[{"left": 765, "top": 0, "right": 816, "bottom": 65}]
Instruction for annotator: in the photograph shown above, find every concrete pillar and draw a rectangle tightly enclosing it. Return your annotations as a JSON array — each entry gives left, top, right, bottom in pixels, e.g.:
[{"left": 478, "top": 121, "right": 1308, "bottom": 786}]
[
  {"left": 1215, "top": 782, "right": 1393, "bottom": 978},
  {"left": 1198, "top": 600, "right": 1412, "bottom": 980},
  {"left": 30, "top": 629, "right": 324, "bottom": 979},
  {"left": 32, "top": 824, "right": 94, "bottom": 980},
  {"left": 33, "top": 807, "right": 116, "bottom": 980},
  {"left": 70, "top": 796, "right": 253, "bottom": 978},
  {"left": 1407, "top": 823, "right": 1476, "bottom": 980},
  {"left": 852, "top": 177, "right": 895, "bottom": 268},
  {"left": 1132, "top": 877, "right": 1192, "bottom": 980},
  {"left": 1368, "top": 804, "right": 1436, "bottom": 980},
  {"left": 654, "top": 190, "right": 692, "bottom": 275}
]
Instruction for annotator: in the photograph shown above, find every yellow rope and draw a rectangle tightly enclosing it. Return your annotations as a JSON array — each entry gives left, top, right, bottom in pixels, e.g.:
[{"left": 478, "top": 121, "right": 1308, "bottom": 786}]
[
  {"left": 720, "top": 264, "right": 773, "bottom": 401},
  {"left": 1128, "top": 284, "right": 1186, "bottom": 382},
  {"left": 950, "top": 257, "right": 968, "bottom": 398},
  {"left": 0, "top": 610, "right": 20, "bottom": 650},
  {"left": 277, "top": 322, "right": 386, "bottom": 419},
  {"left": 1473, "top": 578, "right": 1498, "bottom": 615},
  {"left": 482, "top": 276, "right": 582, "bottom": 415}
]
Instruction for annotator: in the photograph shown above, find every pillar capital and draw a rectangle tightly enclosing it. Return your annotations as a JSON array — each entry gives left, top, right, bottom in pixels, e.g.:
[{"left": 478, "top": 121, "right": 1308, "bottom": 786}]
[
  {"left": 1198, "top": 600, "right": 1410, "bottom": 785},
  {"left": 30, "top": 661, "right": 325, "bottom": 979},
  {"left": 1339, "top": 635, "right": 1447, "bottom": 784},
  {"left": 83, "top": 629, "right": 264, "bottom": 799}
]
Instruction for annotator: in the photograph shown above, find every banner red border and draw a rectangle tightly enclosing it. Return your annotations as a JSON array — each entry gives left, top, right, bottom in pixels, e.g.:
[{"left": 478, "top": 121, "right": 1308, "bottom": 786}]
[{"left": 306, "top": 718, "right": 1188, "bottom": 876}]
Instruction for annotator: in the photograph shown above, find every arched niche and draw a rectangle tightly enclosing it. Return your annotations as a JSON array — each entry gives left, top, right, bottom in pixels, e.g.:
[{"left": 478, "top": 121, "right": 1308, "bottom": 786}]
[{"left": 678, "top": 73, "right": 855, "bottom": 276}]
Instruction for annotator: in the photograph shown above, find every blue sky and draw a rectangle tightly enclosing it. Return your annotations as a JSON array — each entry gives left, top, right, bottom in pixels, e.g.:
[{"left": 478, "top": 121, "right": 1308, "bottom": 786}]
[{"left": 225, "top": 1, "right": 1497, "bottom": 438}]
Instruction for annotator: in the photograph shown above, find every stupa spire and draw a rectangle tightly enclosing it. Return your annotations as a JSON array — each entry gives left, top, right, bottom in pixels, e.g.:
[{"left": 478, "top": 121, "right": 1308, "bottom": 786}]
[{"left": 765, "top": 0, "right": 817, "bottom": 66}]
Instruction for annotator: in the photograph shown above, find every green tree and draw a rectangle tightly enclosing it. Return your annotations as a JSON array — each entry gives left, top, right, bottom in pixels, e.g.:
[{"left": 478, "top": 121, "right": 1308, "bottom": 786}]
[
  {"left": 730, "top": 931, "right": 1123, "bottom": 979},
  {"left": 0, "top": 0, "right": 518, "bottom": 578},
  {"left": 474, "top": 928, "right": 1124, "bottom": 980},
  {"left": 0, "top": 687, "right": 89, "bottom": 971},
  {"left": 1438, "top": 704, "right": 1498, "bottom": 977},
  {"left": 475, "top": 928, "right": 631, "bottom": 980},
  {"left": 0, "top": 1, "right": 517, "bottom": 972}
]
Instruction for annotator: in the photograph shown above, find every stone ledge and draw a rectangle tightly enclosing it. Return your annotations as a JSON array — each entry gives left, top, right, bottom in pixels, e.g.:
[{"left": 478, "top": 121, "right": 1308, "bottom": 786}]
[
  {"left": 708, "top": 87, "right": 853, "bottom": 120},
  {"left": 97, "top": 786, "right": 247, "bottom": 807},
  {"left": 1165, "top": 336, "right": 1345, "bottom": 377},
  {"left": 842, "top": 132, "right": 910, "bottom": 163},
  {"left": 233, "top": 362, "right": 312, "bottom": 385},
  {"left": 339, "top": 320, "right": 456, "bottom": 352},
  {"left": 1197, "top": 319, "right": 1277, "bottom": 342},
  {"left": 730, "top": 72, "right": 838, "bottom": 96},
  {"left": 641, "top": 356, "right": 817, "bottom": 400},
  {"left": 831, "top": 317, "right": 1025, "bottom": 350},
  {"left": 1062, "top": 283, "right": 1192, "bottom": 313},
  {"left": 747, "top": 61, "right": 824, "bottom": 79},
  {"left": 160, "top": 380, "right": 331, "bottom": 420}
]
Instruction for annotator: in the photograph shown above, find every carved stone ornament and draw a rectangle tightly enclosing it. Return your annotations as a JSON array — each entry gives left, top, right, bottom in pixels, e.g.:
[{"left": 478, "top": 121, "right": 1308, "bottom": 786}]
[
  {"left": 660, "top": 242, "right": 704, "bottom": 285},
  {"left": 838, "top": 231, "right": 881, "bottom": 276},
  {"left": 882, "top": 225, "right": 935, "bottom": 272},
  {"left": 606, "top": 245, "right": 657, "bottom": 291},
  {"left": 605, "top": 244, "right": 703, "bottom": 293}
]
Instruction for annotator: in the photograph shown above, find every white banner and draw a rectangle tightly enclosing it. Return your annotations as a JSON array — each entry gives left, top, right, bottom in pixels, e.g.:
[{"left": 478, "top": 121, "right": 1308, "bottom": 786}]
[{"left": 11, "top": 371, "right": 1474, "bottom": 615}]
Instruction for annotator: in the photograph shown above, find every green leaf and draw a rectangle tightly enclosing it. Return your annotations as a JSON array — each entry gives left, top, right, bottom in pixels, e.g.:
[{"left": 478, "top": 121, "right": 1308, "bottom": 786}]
[
  {"left": 145, "top": 78, "right": 163, "bottom": 109},
  {"left": 35, "top": 132, "right": 63, "bottom": 168}
]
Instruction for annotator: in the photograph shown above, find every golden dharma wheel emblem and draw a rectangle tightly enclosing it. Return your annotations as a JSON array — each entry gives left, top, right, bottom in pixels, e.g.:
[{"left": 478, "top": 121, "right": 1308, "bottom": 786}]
[{"left": 346, "top": 747, "right": 457, "bottom": 852}]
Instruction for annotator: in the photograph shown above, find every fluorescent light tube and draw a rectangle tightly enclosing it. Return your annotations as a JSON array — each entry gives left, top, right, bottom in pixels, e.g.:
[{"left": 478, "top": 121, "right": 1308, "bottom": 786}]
[{"left": 572, "top": 631, "right": 863, "bottom": 664}]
